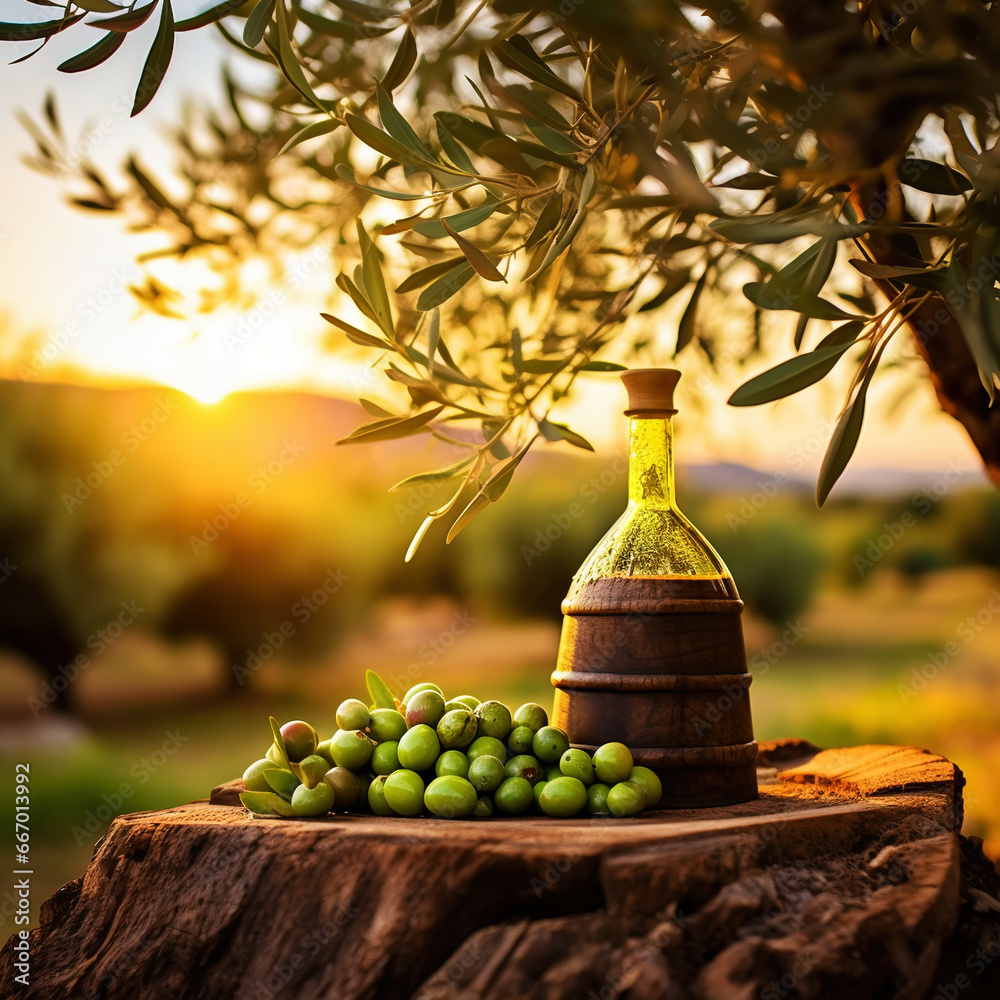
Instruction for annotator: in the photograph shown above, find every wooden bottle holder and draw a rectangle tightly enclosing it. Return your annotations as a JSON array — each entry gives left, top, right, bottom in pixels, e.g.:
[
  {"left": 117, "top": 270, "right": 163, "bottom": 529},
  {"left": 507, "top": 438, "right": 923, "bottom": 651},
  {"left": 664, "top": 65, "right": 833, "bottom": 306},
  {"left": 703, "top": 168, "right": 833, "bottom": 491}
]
[{"left": 551, "top": 575, "right": 758, "bottom": 808}]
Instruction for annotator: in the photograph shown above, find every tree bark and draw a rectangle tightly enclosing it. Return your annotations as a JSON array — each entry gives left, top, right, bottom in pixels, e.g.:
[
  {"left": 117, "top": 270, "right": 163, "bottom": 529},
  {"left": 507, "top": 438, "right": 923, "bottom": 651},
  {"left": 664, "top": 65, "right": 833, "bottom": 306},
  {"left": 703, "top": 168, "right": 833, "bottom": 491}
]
[{"left": 4, "top": 741, "right": 999, "bottom": 1000}]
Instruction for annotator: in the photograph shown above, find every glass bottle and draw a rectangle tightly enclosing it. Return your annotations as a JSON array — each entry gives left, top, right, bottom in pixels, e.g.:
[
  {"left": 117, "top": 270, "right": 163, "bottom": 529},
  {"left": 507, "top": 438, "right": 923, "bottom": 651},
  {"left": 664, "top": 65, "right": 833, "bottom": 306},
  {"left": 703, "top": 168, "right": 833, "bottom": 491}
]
[{"left": 552, "top": 368, "right": 757, "bottom": 808}]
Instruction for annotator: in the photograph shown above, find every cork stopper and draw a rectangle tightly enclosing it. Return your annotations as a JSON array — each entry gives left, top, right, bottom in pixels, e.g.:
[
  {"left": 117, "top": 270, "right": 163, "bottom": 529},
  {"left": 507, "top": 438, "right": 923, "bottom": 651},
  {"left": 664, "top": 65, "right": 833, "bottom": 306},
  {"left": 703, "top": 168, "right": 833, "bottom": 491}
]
[{"left": 621, "top": 368, "right": 680, "bottom": 416}]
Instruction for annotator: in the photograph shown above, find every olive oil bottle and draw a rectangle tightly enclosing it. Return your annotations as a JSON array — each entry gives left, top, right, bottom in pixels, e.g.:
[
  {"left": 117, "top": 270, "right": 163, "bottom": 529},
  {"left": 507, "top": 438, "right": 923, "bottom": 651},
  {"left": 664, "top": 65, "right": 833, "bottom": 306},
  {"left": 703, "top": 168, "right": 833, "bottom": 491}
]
[{"left": 551, "top": 368, "right": 757, "bottom": 807}]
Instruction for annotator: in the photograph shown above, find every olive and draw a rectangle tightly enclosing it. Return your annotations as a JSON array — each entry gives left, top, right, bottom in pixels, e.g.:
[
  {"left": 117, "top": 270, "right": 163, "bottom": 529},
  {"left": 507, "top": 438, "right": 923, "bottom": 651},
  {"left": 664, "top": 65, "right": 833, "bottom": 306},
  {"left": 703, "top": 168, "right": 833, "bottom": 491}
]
[
  {"left": 494, "top": 776, "right": 533, "bottom": 815},
  {"left": 402, "top": 682, "right": 444, "bottom": 704},
  {"left": 369, "top": 709, "right": 407, "bottom": 743},
  {"left": 397, "top": 724, "right": 440, "bottom": 772},
  {"left": 587, "top": 783, "right": 611, "bottom": 816},
  {"left": 405, "top": 690, "right": 447, "bottom": 729},
  {"left": 546, "top": 765, "right": 562, "bottom": 782},
  {"left": 384, "top": 769, "right": 425, "bottom": 817},
  {"left": 532, "top": 727, "right": 570, "bottom": 764},
  {"left": 532, "top": 780, "right": 547, "bottom": 809},
  {"left": 593, "top": 743, "right": 633, "bottom": 784},
  {"left": 539, "top": 776, "right": 588, "bottom": 817},
  {"left": 297, "top": 754, "right": 331, "bottom": 789},
  {"left": 607, "top": 780, "right": 647, "bottom": 817},
  {"left": 507, "top": 726, "right": 535, "bottom": 756},
  {"left": 371, "top": 740, "right": 401, "bottom": 776},
  {"left": 513, "top": 703, "right": 548, "bottom": 732},
  {"left": 424, "top": 775, "right": 478, "bottom": 818},
  {"left": 559, "top": 748, "right": 595, "bottom": 785},
  {"left": 336, "top": 698, "right": 371, "bottom": 732},
  {"left": 242, "top": 758, "right": 274, "bottom": 793},
  {"left": 450, "top": 695, "right": 480, "bottom": 710},
  {"left": 315, "top": 739, "right": 335, "bottom": 766},
  {"left": 435, "top": 750, "right": 470, "bottom": 779},
  {"left": 279, "top": 720, "right": 318, "bottom": 763},
  {"left": 291, "top": 781, "right": 335, "bottom": 817},
  {"left": 368, "top": 775, "right": 393, "bottom": 816},
  {"left": 467, "top": 754, "right": 505, "bottom": 793},
  {"left": 330, "top": 729, "right": 375, "bottom": 771},
  {"left": 467, "top": 736, "right": 507, "bottom": 763},
  {"left": 323, "top": 766, "right": 362, "bottom": 809},
  {"left": 473, "top": 795, "right": 493, "bottom": 818},
  {"left": 505, "top": 754, "right": 543, "bottom": 784},
  {"left": 628, "top": 766, "right": 663, "bottom": 808},
  {"left": 437, "top": 709, "right": 478, "bottom": 749},
  {"left": 474, "top": 701, "right": 512, "bottom": 740}
]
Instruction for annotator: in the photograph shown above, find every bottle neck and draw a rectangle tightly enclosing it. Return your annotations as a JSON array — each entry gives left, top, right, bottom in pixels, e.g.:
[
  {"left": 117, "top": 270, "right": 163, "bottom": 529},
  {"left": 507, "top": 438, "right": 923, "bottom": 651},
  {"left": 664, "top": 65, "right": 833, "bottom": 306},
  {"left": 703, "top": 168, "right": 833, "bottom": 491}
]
[{"left": 627, "top": 416, "right": 676, "bottom": 507}]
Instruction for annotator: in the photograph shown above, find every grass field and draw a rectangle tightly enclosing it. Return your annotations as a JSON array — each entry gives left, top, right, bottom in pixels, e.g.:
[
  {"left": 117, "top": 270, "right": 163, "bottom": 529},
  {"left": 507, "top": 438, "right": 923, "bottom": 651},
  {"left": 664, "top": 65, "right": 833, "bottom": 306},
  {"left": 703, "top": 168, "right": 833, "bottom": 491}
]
[{"left": 2, "top": 568, "right": 998, "bottom": 923}]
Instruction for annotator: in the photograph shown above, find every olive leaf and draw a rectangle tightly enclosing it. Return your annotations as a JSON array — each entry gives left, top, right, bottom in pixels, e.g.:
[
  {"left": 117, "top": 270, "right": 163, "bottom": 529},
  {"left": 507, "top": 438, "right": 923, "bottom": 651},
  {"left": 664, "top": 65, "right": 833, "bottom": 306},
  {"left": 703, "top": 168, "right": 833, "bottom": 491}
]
[
  {"left": 175, "top": 0, "right": 247, "bottom": 31},
  {"left": 675, "top": 269, "right": 707, "bottom": 356},
  {"left": 381, "top": 25, "right": 416, "bottom": 91},
  {"left": 239, "top": 791, "right": 295, "bottom": 817},
  {"left": 89, "top": 0, "right": 157, "bottom": 30},
  {"left": 268, "top": 716, "right": 291, "bottom": 769},
  {"left": 366, "top": 669, "right": 396, "bottom": 708},
  {"left": 416, "top": 262, "right": 475, "bottom": 311},
  {"left": 898, "top": 158, "right": 972, "bottom": 196},
  {"left": 242, "top": 0, "right": 273, "bottom": 45},
  {"left": 389, "top": 455, "right": 476, "bottom": 492},
  {"left": 728, "top": 321, "right": 865, "bottom": 406},
  {"left": 131, "top": 0, "right": 173, "bottom": 116},
  {"left": 337, "top": 405, "right": 445, "bottom": 444},
  {"left": 263, "top": 767, "right": 300, "bottom": 801},
  {"left": 538, "top": 419, "right": 594, "bottom": 451},
  {"left": 277, "top": 117, "right": 339, "bottom": 155},
  {"left": 376, "top": 81, "right": 433, "bottom": 160},
  {"left": 441, "top": 220, "right": 505, "bottom": 282},
  {"left": 58, "top": 29, "right": 125, "bottom": 72},
  {"left": 413, "top": 200, "right": 499, "bottom": 239}
]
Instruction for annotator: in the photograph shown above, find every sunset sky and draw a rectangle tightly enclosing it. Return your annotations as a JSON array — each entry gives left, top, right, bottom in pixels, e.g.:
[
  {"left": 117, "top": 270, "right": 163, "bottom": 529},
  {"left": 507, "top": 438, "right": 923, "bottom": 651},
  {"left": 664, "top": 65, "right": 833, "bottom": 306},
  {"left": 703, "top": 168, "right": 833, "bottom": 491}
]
[{"left": 0, "top": 8, "right": 983, "bottom": 479}]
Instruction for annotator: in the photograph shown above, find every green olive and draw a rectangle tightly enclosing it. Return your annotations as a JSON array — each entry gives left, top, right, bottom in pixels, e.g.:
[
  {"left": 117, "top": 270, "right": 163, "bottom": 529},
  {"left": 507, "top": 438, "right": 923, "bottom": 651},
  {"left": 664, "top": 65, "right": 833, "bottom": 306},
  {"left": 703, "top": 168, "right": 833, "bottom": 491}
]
[
  {"left": 505, "top": 754, "right": 543, "bottom": 784},
  {"left": 402, "top": 682, "right": 444, "bottom": 704},
  {"left": 435, "top": 750, "right": 470, "bottom": 779},
  {"left": 336, "top": 698, "right": 371, "bottom": 731},
  {"left": 424, "top": 775, "right": 478, "bottom": 818},
  {"left": 368, "top": 775, "right": 393, "bottom": 816},
  {"left": 532, "top": 780, "right": 547, "bottom": 809},
  {"left": 506, "top": 726, "right": 535, "bottom": 756},
  {"left": 494, "top": 776, "right": 533, "bottom": 815},
  {"left": 330, "top": 729, "right": 375, "bottom": 771},
  {"left": 369, "top": 709, "right": 407, "bottom": 743},
  {"left": 593, "top": 743, "right": 633, "bottom": 784},
  {"left": 371, "top": 740, "right": 401, "bottom": 776},
  {"left": 474, "top": 701, "right": 512, "bottom": 740},
  {"left": 513, "top": 703, "right": 548, "bottom": 732},
  {"left": 587, "top": 783, "right": 611, "bottom": 816},
  {"left": 628, "top": 766, "right": 663, "bottom": 808},
  {"left": 397, "top": 724, "right": 440, "bottom": 772},
  {"left": 450, "top": 695, "right": 480, "bottom": 710},
  {"left": 559, "top": 748, "right": 595, "bottom": 785},
  {"left": 296, "top": 754, "right": 331, "bottom": 789},
  {"left": 467, "top": 736, "right": 507, "bottom": 763},
  {"left": 291, "top": 781, "right": 335, "bottom": 817},
  {"left": 607, "top": 780, "right": 647, "bottom": 817},
  {"left": 538, "top": 776, "right": 588, "bottom": 818},
  {"left": 405, "top": 689, "right": 447, "bottom": 729},
  {"left": 546, "top": 765, "right": 562, "bottom": 782},
  {"left": 437, "top": 709, "right": 478, "bottom": 749},
  {"left": 531, "top": 727, "right": 570, "bottom": 764},
  {"left": 242, "top": 758, "right": 274, "bottom": 793},
  {"left": 323, "top": 766, "right": 362, "bottom": 809},
  {"left": 384, "top": 769, "right": 425, "bottom": 817},
  {"left": 473, "top": 795, "right": 493, "bottom": 818},
  {"left": 467, "top": 754, "right": 505, "bottom": 793},
  {"left": 279, "top": 720, "right": 318, "bottom": 762},
  {"left": 315, "top": 739, "right": 335, "bottom": 766}
]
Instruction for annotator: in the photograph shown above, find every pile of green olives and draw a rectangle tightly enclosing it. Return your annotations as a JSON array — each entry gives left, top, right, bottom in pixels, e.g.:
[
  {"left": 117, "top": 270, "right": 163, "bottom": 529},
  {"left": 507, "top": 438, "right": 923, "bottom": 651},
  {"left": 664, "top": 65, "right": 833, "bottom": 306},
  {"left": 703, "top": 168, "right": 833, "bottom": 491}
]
[{"left": 239, "top": 670, "right": 662, "bottom": 821}]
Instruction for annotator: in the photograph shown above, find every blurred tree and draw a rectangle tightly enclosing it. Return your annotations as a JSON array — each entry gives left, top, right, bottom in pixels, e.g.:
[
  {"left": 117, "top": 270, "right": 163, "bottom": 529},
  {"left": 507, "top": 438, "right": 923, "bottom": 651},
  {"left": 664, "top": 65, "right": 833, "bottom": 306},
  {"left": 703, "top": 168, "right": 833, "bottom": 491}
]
[{"left": 5, "top": 0, "right": 1000, "bottom": 555}]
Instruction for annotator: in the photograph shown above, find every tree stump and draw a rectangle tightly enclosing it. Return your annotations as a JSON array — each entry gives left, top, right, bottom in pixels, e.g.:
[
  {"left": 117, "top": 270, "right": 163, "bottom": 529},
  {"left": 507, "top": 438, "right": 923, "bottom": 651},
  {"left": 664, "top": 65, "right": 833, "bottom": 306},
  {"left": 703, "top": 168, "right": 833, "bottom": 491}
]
[{"left": 4, "top": 741, "right": 1000, "bottom": 1000}]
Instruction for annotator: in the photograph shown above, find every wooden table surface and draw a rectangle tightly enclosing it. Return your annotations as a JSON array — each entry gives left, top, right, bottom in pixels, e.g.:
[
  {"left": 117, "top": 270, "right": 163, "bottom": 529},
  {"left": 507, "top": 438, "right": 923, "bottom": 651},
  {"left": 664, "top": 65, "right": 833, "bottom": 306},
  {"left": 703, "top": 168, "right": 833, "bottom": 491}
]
[{"left": 3, "top": 740, "right": 998, "bottom": 1000}]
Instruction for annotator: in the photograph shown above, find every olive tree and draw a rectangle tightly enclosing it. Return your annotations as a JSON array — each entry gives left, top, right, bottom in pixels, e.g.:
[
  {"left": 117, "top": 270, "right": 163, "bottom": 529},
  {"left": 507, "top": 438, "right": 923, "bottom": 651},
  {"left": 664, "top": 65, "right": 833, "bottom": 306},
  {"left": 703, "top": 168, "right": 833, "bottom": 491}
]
[{"left": 5, "top": 0, "right": 1000, "bottom": 557}]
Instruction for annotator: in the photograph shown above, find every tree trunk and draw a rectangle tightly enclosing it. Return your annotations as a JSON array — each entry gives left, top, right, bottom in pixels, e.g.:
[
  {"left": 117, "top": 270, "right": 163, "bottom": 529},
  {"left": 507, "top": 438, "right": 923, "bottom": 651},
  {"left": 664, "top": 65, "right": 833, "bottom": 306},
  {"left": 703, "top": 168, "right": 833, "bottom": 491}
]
[{"left": 3, "top": 740, "right": 999, "bottom": 1000}]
